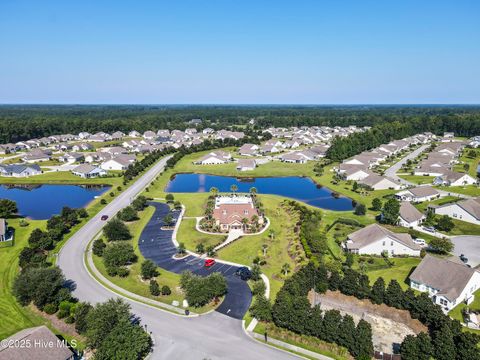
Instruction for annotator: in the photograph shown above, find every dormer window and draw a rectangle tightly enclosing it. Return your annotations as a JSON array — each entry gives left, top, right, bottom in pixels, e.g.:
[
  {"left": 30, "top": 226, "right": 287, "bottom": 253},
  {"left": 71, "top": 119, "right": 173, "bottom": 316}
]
[{"left": 244, "top": 210, "right": 249, "bottom": 215}]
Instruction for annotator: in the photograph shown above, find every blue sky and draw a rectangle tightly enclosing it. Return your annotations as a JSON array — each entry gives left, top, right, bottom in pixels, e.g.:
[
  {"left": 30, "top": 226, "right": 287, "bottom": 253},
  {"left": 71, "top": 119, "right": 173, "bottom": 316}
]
[{"left": 0, "top": 0, "right": 479, "bottom": 104}]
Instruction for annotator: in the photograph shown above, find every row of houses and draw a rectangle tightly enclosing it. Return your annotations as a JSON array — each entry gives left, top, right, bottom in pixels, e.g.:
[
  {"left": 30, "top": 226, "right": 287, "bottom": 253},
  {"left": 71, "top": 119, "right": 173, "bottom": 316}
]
[
  {"left": 413, "top": 140, "right": 477, "bottom": 186},
  {"left": 264, "top": 125, "right": 368, "bottom": 143},
  {"left": 335, "top": 134, "right": 430, "bottom": 190}
]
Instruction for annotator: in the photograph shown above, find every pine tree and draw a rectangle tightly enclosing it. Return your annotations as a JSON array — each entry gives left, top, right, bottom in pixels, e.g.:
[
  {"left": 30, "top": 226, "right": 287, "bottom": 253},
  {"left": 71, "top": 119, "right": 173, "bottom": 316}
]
[
  {"left": 384, "top": 279, "right": 404, "bottom": 309},
  {"left": 433, "top": 324, "right": 456, "bottom": 360},
  {"left": 370, "top": 277, "right": 385, "bottom": 305}
]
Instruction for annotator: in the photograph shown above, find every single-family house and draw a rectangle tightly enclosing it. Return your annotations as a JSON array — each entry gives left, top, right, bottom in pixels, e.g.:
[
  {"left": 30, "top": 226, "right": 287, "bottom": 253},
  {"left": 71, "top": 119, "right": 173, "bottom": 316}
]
[
  {"left": 0, "top": 164, "right": 42, "bottom": 177},
  {"left": 128, "top": 130, "right": 141, "bottom": 137},
  {"left": 395, "top": 186, "right": 440, "bottom": 202},
  {"left": 71, "top": 164, "right": 107, "bottom": 178},
  {"left": 236, "top": 159, "right": 256, "bottom": 171},
  {"left": 398, "top": 202, "right": 426, "bottom": 227},
  {"left": 409, "top": 255, "right": 480, "bottom": 311},
  {"left": 343, "top": 223, "right": 421, "bottom": 256},
  {"left": 143, "top": 131, "right": 157, "bottom": 140},
  {"left": 431, "top": 197, "right": 480, "bottom": 225},
  {"left": 59, "top": 152, "right": 84, "bottom": 163},
  {"left": 358, "top": 173, "right": 401, "bottom": 190},
  {"left": 238, "top": 143, "right": 259, "bottom": 156},
  {"left": 72, "top": 143, "right": 94, "bottom": 152},
  {"left": 433, "top": 170, "right": 477, "bottom": 187},
  {"left": 100, "top": 155, "right": 135, "bottom": 171},
  {"left": 23, "top": 149, "right": 51, "bottom": 163},
  {"left": 111, "top": 131, "right": 125, "bottom": 140},
  {"left": 337, "top": 164, "right": 370, "bottom": 181}
]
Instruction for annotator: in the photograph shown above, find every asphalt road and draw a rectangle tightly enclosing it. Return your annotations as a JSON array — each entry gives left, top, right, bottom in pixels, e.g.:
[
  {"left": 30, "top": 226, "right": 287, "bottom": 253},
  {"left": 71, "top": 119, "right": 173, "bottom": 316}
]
[
  {"left": 139, "top": 202, "right": 252, "bottom": 319},
  {"left": 451, "top": 235, "right": 480, "bottom": 267},
  {"left": 384, "top": 144, "right": 429, "bottom": 185},
  {"left": 58, "top": 156, "right": 297, "bottom": 360}
]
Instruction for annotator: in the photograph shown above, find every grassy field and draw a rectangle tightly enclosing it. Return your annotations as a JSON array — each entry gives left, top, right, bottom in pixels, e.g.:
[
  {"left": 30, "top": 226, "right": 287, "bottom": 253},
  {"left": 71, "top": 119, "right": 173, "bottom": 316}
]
[
  {"left": 397, "top": 174, "right": 435, "bottom": 185},
  {"left": 360, "top": 257, "right": 421, "bottom": 289},
  {"left": 0, "top": 170, "right": 124, "bottom": 185},
  {"left": 438, "top": 185, "right": 480, "bottom": 197},
  {"left": 177, "top": 218, "right": 226, "bottom": 250}
]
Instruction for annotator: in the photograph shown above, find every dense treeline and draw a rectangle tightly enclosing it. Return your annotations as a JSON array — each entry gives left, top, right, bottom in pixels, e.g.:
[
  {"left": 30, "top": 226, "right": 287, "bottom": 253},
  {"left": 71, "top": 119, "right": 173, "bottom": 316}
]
[
  {"left": 265, "top": 263, "right": 480, "bottom": 360},
  {"left": 2, "top": 105, "right": 480, "bottom": 143},
  {"left": 326, "top": 115, "right": 480, "bottom": 161}
]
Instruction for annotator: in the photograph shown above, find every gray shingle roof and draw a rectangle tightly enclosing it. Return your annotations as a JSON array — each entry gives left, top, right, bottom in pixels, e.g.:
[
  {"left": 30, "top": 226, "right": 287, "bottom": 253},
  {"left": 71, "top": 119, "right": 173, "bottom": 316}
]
[
  {"left": 409, "top": 255, "right": 478, "bottom": 302},
  {"left": 347, "top": 223, "right": 420, "bottom": 251}
]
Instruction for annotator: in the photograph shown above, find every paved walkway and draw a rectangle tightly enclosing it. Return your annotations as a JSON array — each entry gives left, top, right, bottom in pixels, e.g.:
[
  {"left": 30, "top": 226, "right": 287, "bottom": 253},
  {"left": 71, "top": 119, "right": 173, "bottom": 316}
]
[{"left": 384, "top": 144, "right": 429, "bottom": 186}]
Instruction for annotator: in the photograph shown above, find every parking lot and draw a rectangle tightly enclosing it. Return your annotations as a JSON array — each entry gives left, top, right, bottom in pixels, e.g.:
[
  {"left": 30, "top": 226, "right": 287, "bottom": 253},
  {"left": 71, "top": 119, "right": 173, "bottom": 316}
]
[{"left": 138, "top": 202, "right": 252, "bottom": 319}]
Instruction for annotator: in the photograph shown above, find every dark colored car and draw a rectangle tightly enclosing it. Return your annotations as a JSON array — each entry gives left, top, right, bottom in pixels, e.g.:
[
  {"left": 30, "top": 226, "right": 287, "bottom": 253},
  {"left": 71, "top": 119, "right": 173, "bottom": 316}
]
[
  {"left": 460, "top": 254, "right": 468, "bottom": 263},
  {"left": 235, "top": 267, "right": 252, "bottom": 281},
  {"left": 204, "top": 259, "right": 215, "bottom": 267},
  {"left": 101, "top": 215, "right": 109, "bottom": 221}
]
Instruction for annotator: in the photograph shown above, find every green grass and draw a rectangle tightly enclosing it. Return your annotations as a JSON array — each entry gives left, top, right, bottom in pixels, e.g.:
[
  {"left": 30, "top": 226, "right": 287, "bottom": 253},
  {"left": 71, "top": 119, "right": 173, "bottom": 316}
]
[
  {"left": 449, "top": 289, "right": 480, "bottom": 334},
  {"left": 445, "top": 218, "right": 480, "bottom": 236},
  {"left": 0, "top": 170, "right": 124, "bottom": 185},
  {"left": 438, "top": 185, "right": 480, "bottom": 197},
  {"left": 414, "top": 196, "right": 460, "bottom": 212},
  {"left": 397, "top": 174, "right": 435, "bottom": 185},
  {"left": 358, "top": 257, "right": 421, "bottom": 289},
  {"left": 176, "top": 218, "right": 225, "bottom": 251}
]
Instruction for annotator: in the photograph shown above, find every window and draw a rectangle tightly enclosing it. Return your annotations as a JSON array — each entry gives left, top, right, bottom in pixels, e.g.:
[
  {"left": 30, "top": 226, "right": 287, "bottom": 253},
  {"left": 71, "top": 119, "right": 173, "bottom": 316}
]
[
  {"left": 382, "top": 241, "right": 385, "bottom": 246},
  {"left": 222, "top": 210, "right": 227, "bottom": 215},
  {"left": 390, "top": 241, "right": 394, "bottom": 246},
  {"left": 244, "top": 210, "right": 249, "bottom": 215}
]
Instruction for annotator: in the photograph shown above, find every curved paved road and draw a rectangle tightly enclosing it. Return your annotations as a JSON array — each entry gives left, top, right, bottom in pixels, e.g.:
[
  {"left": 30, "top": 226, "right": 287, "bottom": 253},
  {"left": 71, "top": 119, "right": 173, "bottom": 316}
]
[
  {"left": 58, "top": 156, "right": 297, "bottom": 360},
  {"left": 384, "top": 144, "right": 429, "bottom": 186}
]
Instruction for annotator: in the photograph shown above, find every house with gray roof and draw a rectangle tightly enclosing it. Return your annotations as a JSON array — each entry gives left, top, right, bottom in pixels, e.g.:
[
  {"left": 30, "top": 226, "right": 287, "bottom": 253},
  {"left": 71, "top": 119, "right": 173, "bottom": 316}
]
[
  {"left": 409, "top": 255, "right": 480, "bottom": 311},
  {"left": 395, "top": 186, "right": 440, "bottom": 202},
  {"left": 0, "top": 325, "right": 74, "bottom": 360},
  {"left": 0, "top": 164, "right": 42, "bottom": 177},
  {"left": 71, "top": 164, "right": 107, "bottom": 178},
  {"left": 398, "top": 202, "right": 426, "bottom": 227},
  {"left": 431, "top": 197, "right": 480, "bottom": 225},
  {"left": 343, "top": 223, "right": 421, "bottom": 256}
]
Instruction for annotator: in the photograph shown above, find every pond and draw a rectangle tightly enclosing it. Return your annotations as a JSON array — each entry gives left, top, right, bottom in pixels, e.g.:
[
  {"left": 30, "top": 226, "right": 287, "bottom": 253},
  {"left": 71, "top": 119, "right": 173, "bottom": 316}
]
[
  {"left": 0, "top": 184, "right": 110, "bottom": 219},
  {"left": 165, "top": 174, "right": 355, "bottom": 211}
]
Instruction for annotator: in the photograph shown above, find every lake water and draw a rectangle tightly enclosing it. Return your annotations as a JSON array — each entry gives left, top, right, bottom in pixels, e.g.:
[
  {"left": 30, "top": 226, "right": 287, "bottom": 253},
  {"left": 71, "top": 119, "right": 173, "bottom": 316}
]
[
  {"left": 0, "top": 184, "right": 110, "bottom": 219},
  {"left": 165, "top": 174, "right": 355, "bottom": 211}
]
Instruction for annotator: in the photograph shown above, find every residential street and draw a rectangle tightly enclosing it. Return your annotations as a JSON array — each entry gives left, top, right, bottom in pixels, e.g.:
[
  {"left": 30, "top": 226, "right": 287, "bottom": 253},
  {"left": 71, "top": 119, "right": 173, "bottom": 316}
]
[
  {"left": 450, "top": 235, "right": 480, "bottom": 268},
  {"left": 384, "top": 144, "right": 429, "bottom": 185},
  {"left": 57, "top": 156, "right": 297, "bottom": 360}
]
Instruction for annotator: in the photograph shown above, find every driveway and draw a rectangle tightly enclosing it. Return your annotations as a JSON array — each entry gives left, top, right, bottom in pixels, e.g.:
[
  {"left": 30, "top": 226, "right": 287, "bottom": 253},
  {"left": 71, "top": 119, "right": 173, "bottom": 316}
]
[
  {"left": 384, "top": 145, "right": 429, "bottom": 186},
  {"left": 139, "top": 202, "right": 252, "bottom": 319},
  {"left": 58, "top": 156, "right": 296, "bottom": 359},
  {"left": 451, "top": 235, "right": 480, "bottom": 268}
]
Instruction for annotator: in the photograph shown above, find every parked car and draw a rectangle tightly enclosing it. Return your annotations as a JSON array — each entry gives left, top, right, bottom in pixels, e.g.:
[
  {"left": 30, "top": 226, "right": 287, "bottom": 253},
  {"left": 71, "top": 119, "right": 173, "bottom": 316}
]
[
  {"left": 235, "top": 266, "right": 252, "bottom": 281},
  {"left": 423, "top": 226, "right": 435, "bottom": 233},
  {"left": 413, "top": 238, "right": 426, "bottom": 246},
  {"left": 101, "top": 215, "right": 109, "bottom": 221},
  {"left": 460, "top": 254, "right": 469, "bottom": 263},
  {"left": 204, "top": 259, "right": 215, "bottom": 268}
]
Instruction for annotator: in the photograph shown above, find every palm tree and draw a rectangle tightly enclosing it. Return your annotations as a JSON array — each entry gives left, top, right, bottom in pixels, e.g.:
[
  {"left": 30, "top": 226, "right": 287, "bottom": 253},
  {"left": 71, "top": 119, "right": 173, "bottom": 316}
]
[
  {"left": 177, "top": 242, "right": 186, "bottom": 255},
  {"left": 268, "top": 229, "right": 275, "bottom": 240},
  {"left": 249, "top": 187, "right": 257, "bottom": 196},
  {"left": 281, "top": 263, "right": 290, "bottom": 276},
  {"left": 210, "top": 187, "right": 219, "bottom": 197},
  {"left": 262, "top": 244, "right": 268, "bottom": 257},
  {"left": 230, "top": 184, "right": 238, "bottom": 193},
  {"left": 241, "top": 217, "right": 249, "bottom": 230}
]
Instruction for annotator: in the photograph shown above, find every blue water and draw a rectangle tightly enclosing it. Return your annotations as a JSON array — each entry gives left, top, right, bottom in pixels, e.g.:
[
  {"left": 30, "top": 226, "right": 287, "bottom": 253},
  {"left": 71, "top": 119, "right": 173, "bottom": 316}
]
[
  {"left": 165, "top": 174, "right": 355, "bottom": 211},
  {"left": 0, "top": 184, "right": 110, "bottom": 219}
]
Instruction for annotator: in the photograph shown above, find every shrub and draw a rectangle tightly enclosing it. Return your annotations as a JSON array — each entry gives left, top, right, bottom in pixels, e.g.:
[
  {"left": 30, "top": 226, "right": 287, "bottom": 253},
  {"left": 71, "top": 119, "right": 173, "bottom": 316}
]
[
  {"left": 252, "top": 281, "right": 266, "bottom": 296},
  {"left": 161, "top": 285, "right": 171, "bottom": 296},
  {"left": 354, "top": 203, "right": 366, "bottom": 215},
  {"left": 44, "top": 303, "right": 58, "bottom": 314},
  {"left": 180, "top": 271, "right": 227, "bottom": 307},
  {"left": 150, "top": 280, "right": 160, "bottom": 296},
  {"left": 118, "top": 206, "right": 138, "bottom": 222},
  {"left": 92, "top": 239, "right": 106, "bottom": 257},
  {"left": 103, "top": 218, "right": 132, "bottom": 241},
  {"left": 100, "top": 199, "right": 107, "bottom": 205},
  {"left": 141, "top": 260, "right": 158, "bottom": 279},
  {"left": 249, "top": 295, "right": 272, "bottom": 321}
]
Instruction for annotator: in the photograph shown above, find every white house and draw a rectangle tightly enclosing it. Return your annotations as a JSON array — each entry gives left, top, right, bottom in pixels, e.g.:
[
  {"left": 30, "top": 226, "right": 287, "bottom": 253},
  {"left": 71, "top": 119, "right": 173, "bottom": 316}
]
[
  {"left": 343, "top": 223, "right": 421, "bottom": 256},
  {"left": 395, "top": 186, "right": 440, "bottom": 202},
  {"left": 100, "top": 156, "right": 134, "bottom": 171},
  {"left": 337, "top": 164, "right": 371, "bottom": 181},
  {"left": 398, "top": 202, "right": 426, "bottom": 227},
  {"left": 0, "top": 164, "right": 42, "bottom": 177},
  {"left": 195, "top": 151, "right": 232, "bottom": 165},
  {"left": 432, "top": 198, "right": 480, "bottom": 225},
  {"left": 409, "top": 255, "right": 480, "bottom": 312},
  {"left": 71, "top": 164, "right": 107, "bottom": 178},
  {"left": 433, "top": 170, "right": 477, "bottom": 187},
  {"left": 358, "top": 173, "right": 402, "bottom": 190},
  {"left": 236, "top": 159, "right": 256, "bottom": 171}
]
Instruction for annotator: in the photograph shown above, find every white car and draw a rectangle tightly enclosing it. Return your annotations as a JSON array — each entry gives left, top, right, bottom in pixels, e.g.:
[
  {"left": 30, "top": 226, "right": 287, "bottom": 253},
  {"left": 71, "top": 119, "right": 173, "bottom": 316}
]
[{"left": 413, "top": 238, "right": 426, "bottom": 247}]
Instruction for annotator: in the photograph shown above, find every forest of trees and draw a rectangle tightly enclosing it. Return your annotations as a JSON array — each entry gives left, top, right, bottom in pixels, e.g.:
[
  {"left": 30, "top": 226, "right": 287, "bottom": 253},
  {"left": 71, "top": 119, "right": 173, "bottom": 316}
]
[{"left": 1, "top": 104, "right": 480, "bottom": 143}]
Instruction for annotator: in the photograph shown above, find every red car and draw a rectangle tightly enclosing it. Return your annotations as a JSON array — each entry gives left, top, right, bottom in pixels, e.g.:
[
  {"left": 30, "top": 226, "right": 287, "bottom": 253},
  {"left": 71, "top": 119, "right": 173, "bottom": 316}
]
[
  {"left": 204, "top": 259, "right": 215, "bottom": 268},
  {"left": 101, "top": 215, "right": 109, "bottom": 221}
]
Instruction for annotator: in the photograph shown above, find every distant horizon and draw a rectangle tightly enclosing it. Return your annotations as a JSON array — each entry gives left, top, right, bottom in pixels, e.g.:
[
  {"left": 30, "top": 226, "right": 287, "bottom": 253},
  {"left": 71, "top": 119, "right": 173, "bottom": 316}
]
[{"left": 1, "top": 103, "right": 480, "bottom": 107}]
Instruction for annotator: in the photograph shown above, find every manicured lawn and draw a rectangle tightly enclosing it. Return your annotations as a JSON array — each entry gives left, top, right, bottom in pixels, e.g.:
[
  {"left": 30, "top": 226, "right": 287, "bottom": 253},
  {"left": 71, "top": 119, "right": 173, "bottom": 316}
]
[
  {"left": 397, "top": 174, "right": 435, "bottom": 185},
  {"left": 176, "top": 218, "right": 225, "bottom": 251},
  {"left": 414, "top": 196, "right": 460, "bottom": 212},
  {"left": 453, "top": 149, "right": 480, "bottom": 178},
  {"left": 217, "top": 195, "right": 308, "bottom": 298},
  {"left": 0, "top": 169, "right": 123, "bottom": 185},
  {"left": 446, "top": 218, "right": 480, "bottom": 236},
  {"left": 438, "top": 185, "right": 480, "bottom": 197},
  {"left": 360, "top": 257, "right": 421, "bottom": 289}
]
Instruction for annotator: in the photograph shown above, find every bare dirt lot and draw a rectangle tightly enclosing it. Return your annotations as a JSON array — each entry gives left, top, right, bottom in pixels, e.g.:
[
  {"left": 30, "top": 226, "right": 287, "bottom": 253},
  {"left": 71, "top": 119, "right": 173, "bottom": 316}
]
[{"left": 308, "top": 290, "right": 427, "bottom": 353}]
